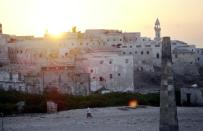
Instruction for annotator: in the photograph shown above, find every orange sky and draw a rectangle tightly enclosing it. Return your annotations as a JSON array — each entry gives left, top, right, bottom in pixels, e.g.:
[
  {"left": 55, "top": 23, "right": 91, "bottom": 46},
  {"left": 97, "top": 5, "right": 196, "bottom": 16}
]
[{"left": 0, "top": 0, "right": 202, "bottom": 47}]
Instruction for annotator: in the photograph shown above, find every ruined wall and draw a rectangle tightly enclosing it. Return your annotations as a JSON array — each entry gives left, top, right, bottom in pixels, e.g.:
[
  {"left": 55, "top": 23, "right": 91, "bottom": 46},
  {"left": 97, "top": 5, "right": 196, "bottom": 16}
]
[{"left": 41, "top": 66, "right": 90, "bottom": 95}]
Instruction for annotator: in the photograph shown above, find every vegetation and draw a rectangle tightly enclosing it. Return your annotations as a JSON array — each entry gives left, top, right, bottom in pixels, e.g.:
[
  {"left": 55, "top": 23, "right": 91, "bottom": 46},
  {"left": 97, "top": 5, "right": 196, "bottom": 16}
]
[{"left": 1, "top": 89, "right": 181, "bottom": 115}]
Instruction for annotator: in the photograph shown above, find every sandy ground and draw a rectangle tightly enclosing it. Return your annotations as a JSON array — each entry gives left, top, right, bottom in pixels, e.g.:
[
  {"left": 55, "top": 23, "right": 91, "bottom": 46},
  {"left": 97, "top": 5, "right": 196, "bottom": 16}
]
[{"left": 2, "top": 106, "right": 203, "bottom": 131}]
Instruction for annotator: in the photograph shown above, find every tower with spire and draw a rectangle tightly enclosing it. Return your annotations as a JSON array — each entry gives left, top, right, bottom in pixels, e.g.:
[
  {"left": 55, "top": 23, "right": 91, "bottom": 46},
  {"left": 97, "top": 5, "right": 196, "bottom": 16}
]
[{"left": 154, "top": 18, "right": 161, "bottom": 41}]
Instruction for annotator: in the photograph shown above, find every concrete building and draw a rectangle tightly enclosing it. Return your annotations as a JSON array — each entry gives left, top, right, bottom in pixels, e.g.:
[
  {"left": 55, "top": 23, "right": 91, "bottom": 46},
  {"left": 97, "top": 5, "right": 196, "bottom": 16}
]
[
  {"left": 172, "top": 45, "right": 199, "bottom": 76},
  {"left": 181, "top": 86, "right": 203, "bottom": 106},
  {"left": 0, "top": 20, "right": 203, "bottom": 94},
  {"left": 76, "top": 49, "right": 134, "bottom": 92}
]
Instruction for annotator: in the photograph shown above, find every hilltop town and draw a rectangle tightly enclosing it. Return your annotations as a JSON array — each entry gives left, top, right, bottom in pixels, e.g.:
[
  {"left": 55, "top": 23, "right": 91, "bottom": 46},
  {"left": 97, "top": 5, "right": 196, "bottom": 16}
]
[{"left": 0, "top": 19, "right": 203, "bottom": 95}]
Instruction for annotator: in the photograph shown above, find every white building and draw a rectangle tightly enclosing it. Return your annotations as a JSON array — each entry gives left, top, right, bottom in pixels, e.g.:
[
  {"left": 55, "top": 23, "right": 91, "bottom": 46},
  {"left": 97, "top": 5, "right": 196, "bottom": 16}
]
[
  {"left": 0, "top": 19, "right": 203, "bottom": 94},
  {"left": 76, "top": 49, "right": 134, "bottom": 92}
]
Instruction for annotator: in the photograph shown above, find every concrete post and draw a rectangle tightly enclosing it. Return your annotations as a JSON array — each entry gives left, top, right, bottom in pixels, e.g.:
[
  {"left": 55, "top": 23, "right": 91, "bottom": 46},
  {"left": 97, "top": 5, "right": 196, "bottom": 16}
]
[{"left": 160, "top": 37, "right": 179, "bottom": 131}]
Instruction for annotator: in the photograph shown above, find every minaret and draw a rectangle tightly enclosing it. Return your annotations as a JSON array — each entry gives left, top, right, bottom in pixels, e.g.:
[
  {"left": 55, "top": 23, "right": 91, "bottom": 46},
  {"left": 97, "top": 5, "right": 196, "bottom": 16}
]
[
  {"left": 160, "top": 37, "right": 179, "bottom": 131},
  {"left": 154, "top": 18, "right": 161, "bottom": 41},
  {"left": 0, "top": 23, "right": 2, "bottom": 34}
]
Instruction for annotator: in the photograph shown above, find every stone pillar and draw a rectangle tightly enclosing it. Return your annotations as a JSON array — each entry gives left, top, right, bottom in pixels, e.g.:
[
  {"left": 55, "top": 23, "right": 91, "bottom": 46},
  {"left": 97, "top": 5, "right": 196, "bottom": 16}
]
[{"left": 160, "top": 37, "right": 179, "bottom": 131}]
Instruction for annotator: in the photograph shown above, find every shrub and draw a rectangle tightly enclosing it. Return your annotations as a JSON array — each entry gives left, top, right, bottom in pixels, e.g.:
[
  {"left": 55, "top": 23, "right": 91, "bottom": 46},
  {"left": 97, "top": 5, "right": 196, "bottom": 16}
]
[{"left": 0, "top": 90, "right": 161, "bottom": 115}]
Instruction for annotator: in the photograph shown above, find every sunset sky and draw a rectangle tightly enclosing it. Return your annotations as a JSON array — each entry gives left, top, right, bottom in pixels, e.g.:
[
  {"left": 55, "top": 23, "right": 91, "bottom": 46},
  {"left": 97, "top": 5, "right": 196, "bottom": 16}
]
[{"left": 0, "top": 0, "right": 202, "bottom": 47}]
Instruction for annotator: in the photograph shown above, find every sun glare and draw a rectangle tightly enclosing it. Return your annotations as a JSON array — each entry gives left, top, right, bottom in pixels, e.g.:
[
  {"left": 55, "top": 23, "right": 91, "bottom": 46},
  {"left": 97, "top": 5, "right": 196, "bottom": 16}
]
[{"left": 38, "top": 0, "right": 79, "bottom": 36}]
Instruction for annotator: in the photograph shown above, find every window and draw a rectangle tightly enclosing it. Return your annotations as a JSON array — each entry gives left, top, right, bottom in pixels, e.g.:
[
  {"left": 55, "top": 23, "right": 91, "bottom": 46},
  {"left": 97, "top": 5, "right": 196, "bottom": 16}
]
[
  {"left": 118, "top": 73, "right": 121, "bottom": 76},
  {"left": 140, "top": 67, "right": 143, "bottom": 71},
  {"left": 110, "top": 74, "right": 113, "bottom": 79},
  {"left": 130, "top": 46, "right": 132, "bottom": 48},
  {"left": 147, "top": 51, "right": 149, "bottom": 54},
  {"left": 9, "top": 85, "right": 12, "bottom": 90},
  {"left": 18, "top": 73, "right": 22, "bottom": 81},
  {"left": 120, "top": 39, "right": 122, "bottom": 41},
  {"left": 19, "top": 86, "right": 22, "bottom": 91},
  {"left": 141, "top": 51, "right": 143, "bottom": 55},
  {"left": 156, "top": 53, "right": 160, "bottom": 59},
  {"left": 9, "top": 72, "right": 13, "bottom": 81},
  {"left": 99, "top": 77, "right": 104, "bottom": 81},
  {"left": 175, "top": 54, "right": 178, "bottom": 58},
  {"left": 129, "top": 52, "right": 132, "bottom": 54},
  {"left": 90, "top": 69, "right": 93, "bottom": 73},
  {"left": 92, "top": 77, "right": 96, "bottom": 79},
  {"left": 135, "top": 51, "right": 137, "bottom": 54},
  {"left": 100, "top": 60, "right": 104, "bottom": 64},
  {"left": 109, "top": 60, "right": 112, "bottom": 64},
  {"left": 125, "top": 59, "right": 129, "bottom": 63},
  {"left": 197, "top": 57, "right": 200, "bottom": 61},
  {"left": 123, "top": 52, "right": 126, "bottom": 55}
]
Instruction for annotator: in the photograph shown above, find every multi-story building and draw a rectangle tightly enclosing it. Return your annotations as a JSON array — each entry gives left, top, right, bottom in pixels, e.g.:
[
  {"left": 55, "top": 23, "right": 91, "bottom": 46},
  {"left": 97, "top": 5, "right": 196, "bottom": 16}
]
[
  {"left": 0, "top": 19, "right": 202, "bottom": 94},
  {"left": 76, "top": 49, "right": 134, "bottom": 92}
]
